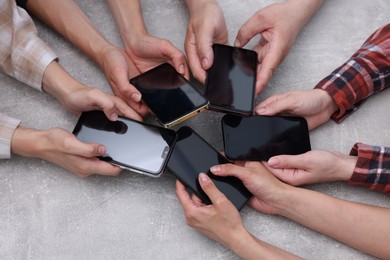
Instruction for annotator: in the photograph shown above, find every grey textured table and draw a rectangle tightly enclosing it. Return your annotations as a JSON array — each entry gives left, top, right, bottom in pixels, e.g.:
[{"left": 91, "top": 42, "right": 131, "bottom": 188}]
[{"left": 0, "top": 0, "right": 389, "bottom": 259}]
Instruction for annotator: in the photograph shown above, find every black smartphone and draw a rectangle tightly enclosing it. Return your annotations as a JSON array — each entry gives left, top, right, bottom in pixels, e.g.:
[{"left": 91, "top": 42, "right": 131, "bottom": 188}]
[
  {"left": 167, "top": 126, "right": 252, "bottom": 210},
  {"left": 205, "top": 44, "right": 257, "bottom": 116},
  {"left": 130, "top": 63, "right": 209, "bottom": 128},
  {"left": 221, "top": 114, "right": 311, "bottom": 161},
  {"left": 72, "top": 110, "right": 177, "bottom": 177}
]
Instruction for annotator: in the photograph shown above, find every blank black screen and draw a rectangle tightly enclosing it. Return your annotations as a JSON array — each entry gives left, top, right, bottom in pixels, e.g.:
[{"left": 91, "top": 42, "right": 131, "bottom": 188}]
[
  {"left": 205, "top": 44, "right": 257, "bottom": 115},
  {"left": 130, "top": 63, "right": 208, "bottom": 124},
  {"left": 222, "top": 115, "right": 311, "bottom": 161}
]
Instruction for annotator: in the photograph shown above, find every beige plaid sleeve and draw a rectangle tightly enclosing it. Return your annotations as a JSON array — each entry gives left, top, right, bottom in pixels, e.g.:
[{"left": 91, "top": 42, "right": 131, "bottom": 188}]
[
  {"left": 0, "top": 0, "right": 57, "bottom": 90},
  {"left": 0, "top": 112, "right": 21, "bottom": 159}
]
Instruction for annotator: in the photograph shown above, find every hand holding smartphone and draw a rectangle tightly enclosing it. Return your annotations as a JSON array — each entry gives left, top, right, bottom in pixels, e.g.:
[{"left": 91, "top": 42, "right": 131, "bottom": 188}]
[
  {"left": 167, "top": 126, "right": 252, "bottom": 210},
  {"left": 130, "top": 63, "right": 209, "bottom": 128},
  {"left": 205, "top": 44, "right": 257, "bottom": 116},
  {"left": 72, "top": 110, "right": 177, "bottom": 177}
]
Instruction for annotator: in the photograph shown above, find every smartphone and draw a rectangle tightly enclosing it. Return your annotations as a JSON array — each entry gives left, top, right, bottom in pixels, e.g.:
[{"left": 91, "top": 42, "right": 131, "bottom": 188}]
[
  {"left": 72, "top": 110, "right": 177, "bottom": 177},
  {"left": 221, "top": 114, "right": 311, "bottom": 161},
  {"left": 130, "top": 63, "right": 209, "bottom": 128},
  {"left": 167, "top": 126, "right": 252, "bottom": 210},
  {"left": 205, "top": 44, "right": 257, "bottom": 116}
]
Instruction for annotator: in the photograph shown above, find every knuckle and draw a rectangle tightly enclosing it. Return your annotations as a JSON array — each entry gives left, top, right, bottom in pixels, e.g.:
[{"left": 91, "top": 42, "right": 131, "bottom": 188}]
[
  {"left": 185, "top": 210, "right": 197, "bottom": 226},
  {"left": 213, "top": 197, "right": 225, "bottom": 207},
  {"left": 61, "top": 135, "right": 75, "bottom": 151},
  {"left": 221, "top": 163, "right": 233, "bottom": 172},
  {"left": 78, "top": 164, "right": 91, "bottom": 174}
]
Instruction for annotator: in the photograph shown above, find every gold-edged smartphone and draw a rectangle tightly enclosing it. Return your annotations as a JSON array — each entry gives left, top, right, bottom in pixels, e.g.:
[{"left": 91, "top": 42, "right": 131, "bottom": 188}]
[{"left": 130, "top": 63, "right": 209, "bottom": 128}]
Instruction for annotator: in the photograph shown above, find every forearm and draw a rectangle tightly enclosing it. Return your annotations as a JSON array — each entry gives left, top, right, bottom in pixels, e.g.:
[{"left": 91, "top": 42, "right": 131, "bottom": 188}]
[
  {"left": 10, "top": 127, "right": 45, "bottom": 158},
  {"left": 41, "top": 60, "right": 84, "bottom": 109},
  {"left": 26, "top": 0, "right": 112, "bottom": 68},
  {"left": 107, "top": 0, "right": 148, "bottom": 47},
  {"left": 227, "top": 230, "right": 301, "bottom": 259},
  {"left": 276, "top": 187, "right": 390, "bottom": 258},
  {"left": 314, "top": 24, "right": 390, "bottom": 122},
  {"left": 284, "top": 0, "right": 325, "bottom": 30},
  {"left": 184, "top": 0, "right": 219, "bottom": 12},
  {"left": 0, "top": 0, "right": 57, "bottom": 90}
]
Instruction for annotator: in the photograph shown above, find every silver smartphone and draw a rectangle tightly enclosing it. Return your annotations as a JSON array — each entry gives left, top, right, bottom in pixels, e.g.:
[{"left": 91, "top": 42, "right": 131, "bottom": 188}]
[{"left": 73, "top": 110, "right": 177, "bottom": 177}]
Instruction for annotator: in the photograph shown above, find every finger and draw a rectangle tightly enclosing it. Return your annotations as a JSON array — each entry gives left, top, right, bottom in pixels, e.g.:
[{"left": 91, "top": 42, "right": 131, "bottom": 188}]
[
  {"left": 234, "top": 11, "right": 270, "bottom": 47},
  {"left": 87, "top": 89, "right": 143, "bottom": 122},
  {"left": 209, "top": 163, "right": 247, "bottom": 179},
  {"left": 193, "top": 26, "right": 215, "bottom": 71},
  {"left": 254, "top": 40, "right": 285, "bottom": 95},
  {"left": 254, "top": 93, "right": 293, "bottom": 115},
  {"left": 191, "top": 193, "right": 205, "bottom": 207},
  {"left": 63, "top": 135, "right": 107, "bottom": 158},
  {"left": 268, "top": 154, "right": 309, "bottom": 170},
  {"left": 197, "top": 173, "right": 227, "bottom": 206},
  {"left": 159, "top": 39, "right": 190, "bottom": 79},
  {"left": 109, "top": 67, "right": 142, "bottom": 103},
  {"left": 70, "top": 156, "right": 121, "bottom": 177},
  {"left": 112, "top": 96, "right": 143, "bottom": 121},
  {"left": 87, "top": 160, "right": 122, "bottom": 176},
  {"left": 176, "top": 180, "right": 195, "bottom": 210},
  {"left": 185, "top": 30, "right": 207, "bottom": 83}
]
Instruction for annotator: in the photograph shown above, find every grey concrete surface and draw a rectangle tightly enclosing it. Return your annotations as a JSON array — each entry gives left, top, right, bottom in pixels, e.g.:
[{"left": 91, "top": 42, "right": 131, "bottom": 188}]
[{"left": 0, "top": 0, "right": 389, "bottom": 259}]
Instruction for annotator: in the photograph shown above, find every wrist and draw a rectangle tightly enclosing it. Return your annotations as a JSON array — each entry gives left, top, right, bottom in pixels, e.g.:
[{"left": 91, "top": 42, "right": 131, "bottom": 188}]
[
  {"left": 284, "top": 0, "right": 325, "bottom": 31},
  {"left": 316, "top": 89, "right": 339, "bottom": 119},
  {"left": 269, "top": 186, "right": 301, "bottom": 217},
  {"left": 184, "top": 0, "right": 218, "bottom": 12},
  {"left": 226, "top": 228, "right": 260, "bottom": 259},
  {"left": 42, "top": 61, "right": 85, "bottom": 107},
  {"left": 11, "top": 127, "right": 45, "bottom": 158},
  {"left": 122, "top": 30, "right": 149, "bottom": 53},
  {"left": 229, "top": 228, "right": 298, "bottom": 259},
  {"left": 335, "top": 152, "right": 357, "bottom": 181}
]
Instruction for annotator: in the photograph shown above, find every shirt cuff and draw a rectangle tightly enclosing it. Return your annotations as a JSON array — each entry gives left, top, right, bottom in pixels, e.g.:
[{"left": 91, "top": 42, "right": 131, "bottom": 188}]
[
  {"left": 0, "top": 114, "right": 22, "bottom": 159},
  {"left": 13, "top": 32, "right": 58, "bottom": 91},
  {"left": 314, "top": 63, "right": 368, "bottom": 124},
  {"left": 348, "top": 142, "right": 390, "bottom": 194}
]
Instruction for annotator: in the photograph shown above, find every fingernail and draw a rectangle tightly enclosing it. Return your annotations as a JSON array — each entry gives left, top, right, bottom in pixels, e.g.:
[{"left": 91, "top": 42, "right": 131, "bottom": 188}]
[
  {"left": 179, "top": 64, "right": 184, "bottom": 74},
  {"left": 98, "top": 145, "right": 106, "bottom": 155},
  {"left": 234, "top": 39, "right": 241, "bottom": 47},
  {"left": 199, "top": 172, "right": 209, "bottom": 183},
  {"left": 210, "top": 165, "right": 220, "bottom": 173},
  {"left": 111, "top": 113, "right": 118, "bottom": 121},
  {"left": 256, "top": 107, "right": 266, "bottom": 114},
  {"left": 268, "top": 157, "right": 278, "bottom": 167},
  {"left": 201, "top": 58, "right": 208, "bottom": 68},
  {"left": 131, "top": 93, "right": 141, "bottom": 102}
]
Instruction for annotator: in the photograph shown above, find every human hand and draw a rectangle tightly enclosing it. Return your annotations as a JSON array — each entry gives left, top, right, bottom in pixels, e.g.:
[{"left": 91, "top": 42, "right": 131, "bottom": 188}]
[
  {"left": 210, "top": 161, "right": 290, "bottom": 215},
  {"left": 61, "top": 85, "right": 143, "bottom": 122},
  {"left": 11, "top": 127, "right": 122, "bottom": 177},
  {"left": 184, "top": 0, "right": 227, "bottom": 83},
  {"left": 123, "top": 33, "right": 189, "bottom": 79},
  {"left": 235, "top": 1, "right": 323, "bottom": 95},
  {"left": 175, "top": 173, "right": 251, "bottom": 250},
  {"left": 265, "top": 150, "right": 357, "bottom": 186},
  {"left": 99, "top": 45, "right": 149, "bottom": 116},
  {"left": 255, "top": 89, "right": 338, "bottom": 130}
]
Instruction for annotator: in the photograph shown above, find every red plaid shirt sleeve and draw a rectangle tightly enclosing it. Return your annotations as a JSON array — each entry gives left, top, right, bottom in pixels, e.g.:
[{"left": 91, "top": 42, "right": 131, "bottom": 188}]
[
  {"left": 314, "top": 24, "right": 390, "bottom": 193},
  {"left": 314, "top": 23, "right": 390, "bottom": 123},
  {"left": 348, "top": 143, "right": 390, "bottom": 194}
]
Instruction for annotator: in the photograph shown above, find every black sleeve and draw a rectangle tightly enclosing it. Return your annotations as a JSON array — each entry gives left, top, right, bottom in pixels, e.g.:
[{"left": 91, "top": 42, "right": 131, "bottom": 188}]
[{"left": 15, "top": 0, "right": 28, "bottom": 9}]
